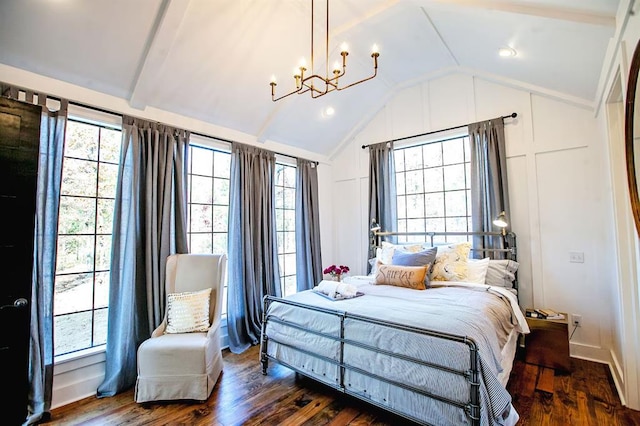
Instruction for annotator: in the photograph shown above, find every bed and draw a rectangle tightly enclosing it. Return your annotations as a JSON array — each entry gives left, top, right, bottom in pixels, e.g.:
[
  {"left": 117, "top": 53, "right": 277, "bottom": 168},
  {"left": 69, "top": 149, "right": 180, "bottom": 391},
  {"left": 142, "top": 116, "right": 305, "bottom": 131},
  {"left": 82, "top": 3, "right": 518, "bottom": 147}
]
[{"left": 260, "top": 231, "right": 527, "bottom": 426}]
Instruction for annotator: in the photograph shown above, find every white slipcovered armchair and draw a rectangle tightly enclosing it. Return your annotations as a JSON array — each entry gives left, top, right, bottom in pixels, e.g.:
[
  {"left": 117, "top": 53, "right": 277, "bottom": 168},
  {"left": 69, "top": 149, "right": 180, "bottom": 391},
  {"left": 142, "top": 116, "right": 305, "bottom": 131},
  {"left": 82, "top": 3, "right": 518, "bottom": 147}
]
[{"left": 135, "top": 253, "right": 227, "bottom": 403}]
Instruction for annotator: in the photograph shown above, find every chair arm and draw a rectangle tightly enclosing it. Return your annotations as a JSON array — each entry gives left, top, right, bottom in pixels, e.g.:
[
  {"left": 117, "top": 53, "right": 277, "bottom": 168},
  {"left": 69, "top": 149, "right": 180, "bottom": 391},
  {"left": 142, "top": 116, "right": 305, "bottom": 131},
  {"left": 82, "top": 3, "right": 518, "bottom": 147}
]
[{"left": 151, "top": 318, "right": 167, "bottom": 338}]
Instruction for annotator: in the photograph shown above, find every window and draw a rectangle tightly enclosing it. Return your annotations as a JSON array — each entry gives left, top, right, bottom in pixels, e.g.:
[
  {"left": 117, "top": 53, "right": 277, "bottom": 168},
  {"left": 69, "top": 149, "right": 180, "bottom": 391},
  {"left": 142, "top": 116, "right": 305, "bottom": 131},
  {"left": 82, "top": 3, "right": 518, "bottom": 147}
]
[
  {"left": 54, "top": 119, "right": 121, "bottom": 357},
  {"left": 187, "top": 144, "right": 231, "bottom": 313},
  {"left": 395, "top": 136, "right": 471, "bottom": 244},
  {"left": 275, "top": 163, "right": 296, "bottom": 297}
]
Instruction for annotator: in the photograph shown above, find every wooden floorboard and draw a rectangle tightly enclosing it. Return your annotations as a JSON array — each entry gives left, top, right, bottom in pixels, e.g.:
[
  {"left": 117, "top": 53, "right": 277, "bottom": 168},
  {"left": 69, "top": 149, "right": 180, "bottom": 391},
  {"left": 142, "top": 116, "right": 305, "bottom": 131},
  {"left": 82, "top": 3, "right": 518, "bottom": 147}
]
[{"left": 44, "top": 345, "right": 640, "bottom": 426}]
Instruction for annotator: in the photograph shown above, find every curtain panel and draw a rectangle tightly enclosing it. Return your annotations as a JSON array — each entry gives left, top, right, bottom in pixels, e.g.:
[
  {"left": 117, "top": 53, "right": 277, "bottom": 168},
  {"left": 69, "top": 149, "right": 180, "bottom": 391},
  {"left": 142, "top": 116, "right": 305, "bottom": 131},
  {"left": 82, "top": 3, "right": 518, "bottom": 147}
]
[
  {"left": 368, "top": 141, "right": 397, "bottom": 269},
  {"left": 11, "top": 90, "right": 68, "bottom": 425},
  {"left": 97, "top": 116, "right": 189, "bottom": 396},
  {"left": 468, "top": 118, "right": 510, "bottom": 258},
  {"left": 227, "top": 143, "right": 281, "bottom": 354},
  {"left": 295, "top": 159, "right": 323, "bottom": 291}
]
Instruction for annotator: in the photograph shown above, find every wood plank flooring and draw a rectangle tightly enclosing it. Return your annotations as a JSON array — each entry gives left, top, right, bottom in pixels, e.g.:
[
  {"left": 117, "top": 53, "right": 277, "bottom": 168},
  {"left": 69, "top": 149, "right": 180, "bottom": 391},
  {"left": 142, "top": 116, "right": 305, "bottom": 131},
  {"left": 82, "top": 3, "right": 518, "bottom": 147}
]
[{"left": 44, "top": 345, "right": 640, "bottom": 425}]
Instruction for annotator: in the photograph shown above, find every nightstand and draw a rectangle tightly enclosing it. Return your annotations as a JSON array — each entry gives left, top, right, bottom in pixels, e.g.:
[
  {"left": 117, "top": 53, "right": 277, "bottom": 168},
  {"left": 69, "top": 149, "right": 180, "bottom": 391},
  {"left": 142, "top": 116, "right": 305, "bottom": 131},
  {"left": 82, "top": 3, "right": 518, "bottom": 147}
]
[{"left": 524, "top": 310, "right": 570, "bottom": 372}]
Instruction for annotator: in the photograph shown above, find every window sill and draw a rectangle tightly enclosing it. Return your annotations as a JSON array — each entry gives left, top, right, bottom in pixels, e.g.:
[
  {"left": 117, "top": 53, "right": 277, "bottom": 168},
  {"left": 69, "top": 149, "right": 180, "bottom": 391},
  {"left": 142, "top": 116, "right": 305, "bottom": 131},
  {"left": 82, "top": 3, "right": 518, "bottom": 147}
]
[{"left": 54, "top": 345, "right": 106, "bottom": 374}]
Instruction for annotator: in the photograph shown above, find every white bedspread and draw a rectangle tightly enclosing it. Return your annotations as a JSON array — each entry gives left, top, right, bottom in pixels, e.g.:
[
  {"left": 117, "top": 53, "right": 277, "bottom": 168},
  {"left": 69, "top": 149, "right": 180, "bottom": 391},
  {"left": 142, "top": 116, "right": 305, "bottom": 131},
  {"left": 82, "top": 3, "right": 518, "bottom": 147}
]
[{"left": 263, "top": 277, "right": 529, "bottom": 426}]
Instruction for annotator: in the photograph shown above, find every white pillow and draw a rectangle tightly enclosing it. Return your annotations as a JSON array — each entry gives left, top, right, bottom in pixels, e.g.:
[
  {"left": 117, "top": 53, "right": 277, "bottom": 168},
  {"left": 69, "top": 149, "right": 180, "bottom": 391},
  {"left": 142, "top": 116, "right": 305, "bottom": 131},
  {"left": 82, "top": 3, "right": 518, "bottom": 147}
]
[
  {"left": 465, "top": 258, "right": 490, "bottom": 284},
  {"left": 165, "top": 288, "right": 211, "bottom": 334},
  {"left": 370, "top": 242, "right": 424, "bottom": 276},
  {"left": 485, "top": 259, "right": 519, "bottom": 288}
]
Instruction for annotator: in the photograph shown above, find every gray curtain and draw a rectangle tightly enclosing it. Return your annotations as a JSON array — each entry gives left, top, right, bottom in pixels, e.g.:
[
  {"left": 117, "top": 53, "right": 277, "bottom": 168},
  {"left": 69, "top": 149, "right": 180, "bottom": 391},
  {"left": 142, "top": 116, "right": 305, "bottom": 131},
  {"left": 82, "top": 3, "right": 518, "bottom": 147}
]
[
  {"left": 368, "top": 141, "right": 397, "bottom": 269},
  {"left": 295, "top": 159, "right": 322, "bottom": 291},
  {"left": 19, "top": 91, "right": 66, "bottom": 425},
  {"left": 227, "top": 143, "right": 281, "bottom": 354},
  {"left": 468, "top": 118, "right": 510, "bottom": 258},
  {"left": 97, "top": 116, "right": 189, "bottom": 396}
]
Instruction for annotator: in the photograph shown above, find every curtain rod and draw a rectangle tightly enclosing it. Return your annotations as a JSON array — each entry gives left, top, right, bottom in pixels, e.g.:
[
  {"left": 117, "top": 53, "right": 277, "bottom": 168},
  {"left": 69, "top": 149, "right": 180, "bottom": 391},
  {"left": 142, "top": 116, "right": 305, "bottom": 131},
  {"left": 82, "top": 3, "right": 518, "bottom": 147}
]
[
  {"left": 2, "top": 81, "right": 318, "bottom": 166},
  {"left": 360, "top": 112, "right": 517, "bottom": 149}
]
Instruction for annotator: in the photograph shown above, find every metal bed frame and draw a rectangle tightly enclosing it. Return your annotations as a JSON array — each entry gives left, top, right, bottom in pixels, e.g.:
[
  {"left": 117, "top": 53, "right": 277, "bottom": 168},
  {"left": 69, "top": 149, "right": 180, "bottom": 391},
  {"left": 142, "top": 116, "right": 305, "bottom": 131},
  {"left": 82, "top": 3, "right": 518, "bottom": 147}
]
[{"left": 260, "top": 230, "right": 518, "bottom": 426}]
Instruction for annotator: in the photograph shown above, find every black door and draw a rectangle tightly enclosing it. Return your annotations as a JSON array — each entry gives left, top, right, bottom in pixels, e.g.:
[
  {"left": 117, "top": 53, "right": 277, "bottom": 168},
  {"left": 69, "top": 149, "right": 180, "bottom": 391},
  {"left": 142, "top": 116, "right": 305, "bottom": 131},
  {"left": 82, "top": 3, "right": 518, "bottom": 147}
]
[{"left": 0, "top": 97, "right": 41, "bottom": 424}]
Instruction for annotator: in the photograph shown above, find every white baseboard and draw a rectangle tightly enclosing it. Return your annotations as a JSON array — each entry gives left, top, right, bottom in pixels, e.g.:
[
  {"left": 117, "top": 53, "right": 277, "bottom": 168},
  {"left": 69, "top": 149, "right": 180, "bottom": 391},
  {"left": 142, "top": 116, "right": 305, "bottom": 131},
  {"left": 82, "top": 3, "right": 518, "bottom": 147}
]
[
  {"left": 609, "top": 349, "right": 627, "bottom": 406},
  {"left": 569, "top": 341, "right": 611, "bottom": 364}
]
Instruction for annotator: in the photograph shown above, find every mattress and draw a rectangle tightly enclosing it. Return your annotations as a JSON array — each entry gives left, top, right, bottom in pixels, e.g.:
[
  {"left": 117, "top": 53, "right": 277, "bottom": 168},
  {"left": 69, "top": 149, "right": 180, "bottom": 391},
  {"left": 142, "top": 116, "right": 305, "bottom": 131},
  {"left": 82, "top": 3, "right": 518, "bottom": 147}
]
[{"left": 262, "top": 278, "right": 529, "bottom": 426}]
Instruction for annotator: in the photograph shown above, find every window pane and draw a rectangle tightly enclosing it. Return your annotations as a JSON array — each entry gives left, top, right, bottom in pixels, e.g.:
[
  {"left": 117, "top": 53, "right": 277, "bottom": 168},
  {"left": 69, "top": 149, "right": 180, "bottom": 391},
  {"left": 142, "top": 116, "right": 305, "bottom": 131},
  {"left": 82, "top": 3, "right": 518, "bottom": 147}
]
[
  {"left": 423, "top": 143, "right": 442, "bottom": 168},
  {"left": 275, "top": 186, "right": 284, "bottom": 209},
  {"left": 446, "top": 216, "right": 468, "bottom": 233},
  {"left": 396, "top": 195, "right": 406, "bottom": 219},
  {"left": 407, "top": 218, "right": 425, "bottom": 233},
  {"left": 100, "top": 128, "right": 121, "bottom": 163},
  {"left": 61, "top": 158, "right": 97, "bottom": 197},
  {"left": 97, "top": 198, "right": 114, "bottom": 234},
  {"left": 66, "top": 121, "right": 98, "bottom": 161},
  {"left": 95, "top": 235, "right": 111, "bottom": 271},
  {"left": 284, "top": 210, "right": 295, "bottom": 231},
  {"left": 442, "top": 138, "right": 464, "bottom": 165},
  {"left": 98, "top": 162, "right": 119, "bottom": 198},
  {"left": 190, "top": 233, "right": 213, "bottom": 254},
  {"left": 404, "top": 146, "right": 423, "bottom": 170},
  {"left": 93, "top": 308, "right": 108, "bottom": 346},
  {"left": 277, "top": 231, "right": 284, "bottom": 253},
  {"left": 212, "top": 233, "right": 228, "bottom": 254},
  {"left": 394, "top": 150, "right": 405, "bottom": 171},
  {"left": 95, "top": 271, "right": 109, "bottom": 309},
  {"left": 406, "top": 194, "right": 425, "bottom": 218},
  {"left": 54, "top": 273, "right": 94, "bottom": 315},
  {"left": 214, "top": 153, "right": 231, "bottom": 178},
  {"left": 426, "top": 217, "right": 445, "bottom": 232},
  {"left": 190, "top": 176, "right": 213, "bottom": 204},
  {"left": 212, "top": 205, "right": 228, "bottom": 232},
  {"left": 405, "top": 170, "right": 424, "bottom": 194},
  {"left": 284, "top": 253, "right": 296, "bottom": 276},
  {"left": 54, "top": 311, "right": 92, "bottom": 356},
  {"left": 283, "top": 276, "right": 296, "bottom": 298},
  {"left": 424, "top": 167, "right": 443, "bottom": 193},
  {"left": 59, "top": 196, "right": 95, "bottom": 235},
  {"left": 213, "top": 178, "right": 229, "bottom": 205},
  {"left": 191, "top": 147, "right": 213, "bottom": 176},
  {"left": 444, "top": 164, "right": 466, "bottom": 191},
  {"left": 425, "top": 193, "right": 444, "bottom": 217},
  {"left": 57, "top": 235, "right": 95, "bottom": 274},
  {"left": 283, "top": 167, "right": 296, "bottom": 188},
  {"left": 396, "top": 172, "right": 406, "bottom": 195},
  {"left": 283, "top": 188, "right": 295, "bottom": 208},
  {"left": 445, "top": 191, "right": 467, "bottom": 216},
  {"left": 191, "top": 204, "right": 212, "bottom": 232},
  {"left": 284, "top": 231, "right": 295, "bottom": 252},
  {"left": 275, "top": 164, "right": 284, "bottom": 186}
]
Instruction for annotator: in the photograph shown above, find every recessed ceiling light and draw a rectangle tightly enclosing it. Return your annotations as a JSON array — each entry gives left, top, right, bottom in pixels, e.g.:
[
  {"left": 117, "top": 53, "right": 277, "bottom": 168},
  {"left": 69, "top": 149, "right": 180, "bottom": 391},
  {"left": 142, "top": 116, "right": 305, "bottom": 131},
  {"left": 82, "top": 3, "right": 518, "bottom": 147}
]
[
  {"left": 324, "top": 106, "right": 335, "bottom": 116},
  {"left": 498, "top": 47, "right": 517, "bottom": 58}
]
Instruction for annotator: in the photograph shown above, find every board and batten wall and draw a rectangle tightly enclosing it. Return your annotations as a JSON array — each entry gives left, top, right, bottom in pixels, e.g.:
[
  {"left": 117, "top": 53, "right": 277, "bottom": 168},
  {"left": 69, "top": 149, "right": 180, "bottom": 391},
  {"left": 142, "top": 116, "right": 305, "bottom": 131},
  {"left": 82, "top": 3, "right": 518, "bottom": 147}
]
[{"left": 329, "top": 72, "right": 618, "bottom": 369}]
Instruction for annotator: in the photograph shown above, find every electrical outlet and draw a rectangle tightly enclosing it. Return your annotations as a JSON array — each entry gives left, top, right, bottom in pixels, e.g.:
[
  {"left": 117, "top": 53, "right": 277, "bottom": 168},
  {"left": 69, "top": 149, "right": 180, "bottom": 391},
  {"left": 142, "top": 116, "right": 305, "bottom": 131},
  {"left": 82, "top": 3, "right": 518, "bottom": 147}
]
[
  {"left": 572, "top": 314, "right": 582, "bottom": 327},
  {"left": 569, "top": 251, "right": 584, "bottom": 263}
]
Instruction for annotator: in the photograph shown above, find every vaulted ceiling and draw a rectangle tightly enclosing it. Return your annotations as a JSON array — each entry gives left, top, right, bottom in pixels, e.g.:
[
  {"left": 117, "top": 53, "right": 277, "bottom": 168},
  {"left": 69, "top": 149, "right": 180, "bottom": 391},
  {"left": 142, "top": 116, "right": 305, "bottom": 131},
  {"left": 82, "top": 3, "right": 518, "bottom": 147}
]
[{"left": 0, "top": 0, "right": 620, "bottom": 155}]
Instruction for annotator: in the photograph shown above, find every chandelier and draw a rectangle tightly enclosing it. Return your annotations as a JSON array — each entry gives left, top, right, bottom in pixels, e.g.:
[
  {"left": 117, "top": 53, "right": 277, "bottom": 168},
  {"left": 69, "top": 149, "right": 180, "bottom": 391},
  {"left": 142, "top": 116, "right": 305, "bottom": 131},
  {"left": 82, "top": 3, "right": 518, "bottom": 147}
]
[{"left": 270, "top": 0, "right": 380, "bottom": 102}]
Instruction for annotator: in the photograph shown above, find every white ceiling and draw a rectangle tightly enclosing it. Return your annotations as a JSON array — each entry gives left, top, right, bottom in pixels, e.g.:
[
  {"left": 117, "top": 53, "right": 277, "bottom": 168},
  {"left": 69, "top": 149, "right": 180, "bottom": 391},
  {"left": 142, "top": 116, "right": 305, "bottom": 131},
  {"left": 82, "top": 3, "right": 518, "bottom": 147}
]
[{"left": 0, "top": 0, "right": 620, "bottom": 155}]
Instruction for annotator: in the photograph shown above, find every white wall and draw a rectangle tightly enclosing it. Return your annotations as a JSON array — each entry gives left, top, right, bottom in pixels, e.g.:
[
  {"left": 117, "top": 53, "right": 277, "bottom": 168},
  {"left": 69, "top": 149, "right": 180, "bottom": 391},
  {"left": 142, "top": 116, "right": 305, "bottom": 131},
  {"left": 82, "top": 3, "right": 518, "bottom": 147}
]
[
  {"left": 330, "top": 72, "right": 618, "bottom": 366},
  {"left": 594, "top": 0, "right": 640, "bottom": 409}
]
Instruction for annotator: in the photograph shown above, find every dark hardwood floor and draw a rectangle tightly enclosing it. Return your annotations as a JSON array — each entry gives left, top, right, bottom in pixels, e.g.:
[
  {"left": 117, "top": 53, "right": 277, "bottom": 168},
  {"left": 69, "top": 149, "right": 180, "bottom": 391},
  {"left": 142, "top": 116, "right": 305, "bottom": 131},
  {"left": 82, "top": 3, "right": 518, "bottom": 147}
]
[{"left": 44, "top": 345, "right": 640, "bottom": 425}]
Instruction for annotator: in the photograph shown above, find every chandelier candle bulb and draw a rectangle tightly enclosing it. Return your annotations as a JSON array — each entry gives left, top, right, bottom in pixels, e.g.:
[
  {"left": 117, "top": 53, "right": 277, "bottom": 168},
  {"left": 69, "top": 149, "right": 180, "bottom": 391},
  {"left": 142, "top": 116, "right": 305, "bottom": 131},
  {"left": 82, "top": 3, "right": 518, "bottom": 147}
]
[
  {"left": 269, "top": 0, "right": 379, "bottom": 101},
  {"left": 372, "top": 44, "right": 379, "bottom": 54}
]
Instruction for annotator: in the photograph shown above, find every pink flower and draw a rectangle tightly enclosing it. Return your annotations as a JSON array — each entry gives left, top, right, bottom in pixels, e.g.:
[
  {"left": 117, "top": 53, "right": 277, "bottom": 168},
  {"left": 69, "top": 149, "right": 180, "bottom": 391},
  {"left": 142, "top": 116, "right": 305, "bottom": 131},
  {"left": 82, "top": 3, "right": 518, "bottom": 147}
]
[{"left": 323, "top": 264, "right": 350, "bottom": 277}]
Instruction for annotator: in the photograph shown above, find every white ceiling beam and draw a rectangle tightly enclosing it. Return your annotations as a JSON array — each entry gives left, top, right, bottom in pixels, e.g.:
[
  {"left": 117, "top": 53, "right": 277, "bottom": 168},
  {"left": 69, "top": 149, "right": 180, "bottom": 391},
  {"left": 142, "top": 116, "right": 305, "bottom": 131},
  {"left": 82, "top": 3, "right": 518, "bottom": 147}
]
[
  {"left": 129, "top": 0, "right": 191, "bottom": 110},
  {"left": 425, "top": 0, "right": 616, "bottom": 27}
]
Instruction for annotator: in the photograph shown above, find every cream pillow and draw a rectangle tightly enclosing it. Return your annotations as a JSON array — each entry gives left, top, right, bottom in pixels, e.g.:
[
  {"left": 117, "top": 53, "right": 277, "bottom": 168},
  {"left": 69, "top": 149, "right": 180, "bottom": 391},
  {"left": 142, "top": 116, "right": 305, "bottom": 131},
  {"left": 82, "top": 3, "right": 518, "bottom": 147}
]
[
  {"left": 430, "top": 242, "right": 471, "bottom": 282},
  {"left": 374, "top": 261, "right": 428, "bottom": 290},
  {"left": 165, "top": 288, "right": 211, "bottom": 334}
]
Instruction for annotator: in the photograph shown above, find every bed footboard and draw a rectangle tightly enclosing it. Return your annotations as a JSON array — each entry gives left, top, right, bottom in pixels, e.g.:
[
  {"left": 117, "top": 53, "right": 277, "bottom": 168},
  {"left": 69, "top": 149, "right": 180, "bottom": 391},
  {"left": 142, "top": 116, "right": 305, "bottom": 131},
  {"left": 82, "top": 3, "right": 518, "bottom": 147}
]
[{"left": 260, "top": 295, "right": 482, "bottom": 426}]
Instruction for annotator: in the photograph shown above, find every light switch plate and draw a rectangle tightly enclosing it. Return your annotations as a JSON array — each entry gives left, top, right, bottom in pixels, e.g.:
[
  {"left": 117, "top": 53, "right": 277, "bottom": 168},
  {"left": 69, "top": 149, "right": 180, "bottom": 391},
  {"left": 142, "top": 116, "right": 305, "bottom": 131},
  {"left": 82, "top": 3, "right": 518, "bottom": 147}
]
[{"left": 569, "top": 251, "right": 584, "bottom": 263}]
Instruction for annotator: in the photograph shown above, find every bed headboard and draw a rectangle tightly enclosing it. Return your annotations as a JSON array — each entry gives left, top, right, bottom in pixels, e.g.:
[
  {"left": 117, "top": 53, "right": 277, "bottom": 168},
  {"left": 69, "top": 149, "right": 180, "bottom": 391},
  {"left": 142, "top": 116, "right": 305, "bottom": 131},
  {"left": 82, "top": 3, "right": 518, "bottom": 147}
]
[{"left": 368, "top": 229, "right": 518, "bottom": 292}]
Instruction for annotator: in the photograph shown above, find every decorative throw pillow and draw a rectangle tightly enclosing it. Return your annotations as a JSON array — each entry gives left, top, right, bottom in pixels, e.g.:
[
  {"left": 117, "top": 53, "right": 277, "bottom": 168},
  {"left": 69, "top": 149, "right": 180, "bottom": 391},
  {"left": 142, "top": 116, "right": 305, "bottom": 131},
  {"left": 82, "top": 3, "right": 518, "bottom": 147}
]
[
  {"left": 391, "top": 246, "right": 438, "bottom": 287},
  {"left": 430, "top": 242, "right": 471, "bottom": 282},
  {"left": 485, "top": 259, "right": 520, "bottom": 288},
  {"left": 165, "top": 288, "right": 212, "bottom": 334},
  {"left": 370, "top": 242, "right": 424, "bottom": 276},
  {"left": 465, "top": 257, "right": 490, "bottom": 284},
  {"left": 374, "top": 261, "right": 428, "bottom": 290}
]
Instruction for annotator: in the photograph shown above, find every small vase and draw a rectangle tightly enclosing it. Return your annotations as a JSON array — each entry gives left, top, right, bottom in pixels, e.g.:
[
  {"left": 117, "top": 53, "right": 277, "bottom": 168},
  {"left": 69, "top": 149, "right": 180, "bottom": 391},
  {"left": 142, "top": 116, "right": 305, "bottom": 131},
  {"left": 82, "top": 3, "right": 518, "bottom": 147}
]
[{"left": 334, "top": 274, "right": 341, "bottom": 282}]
